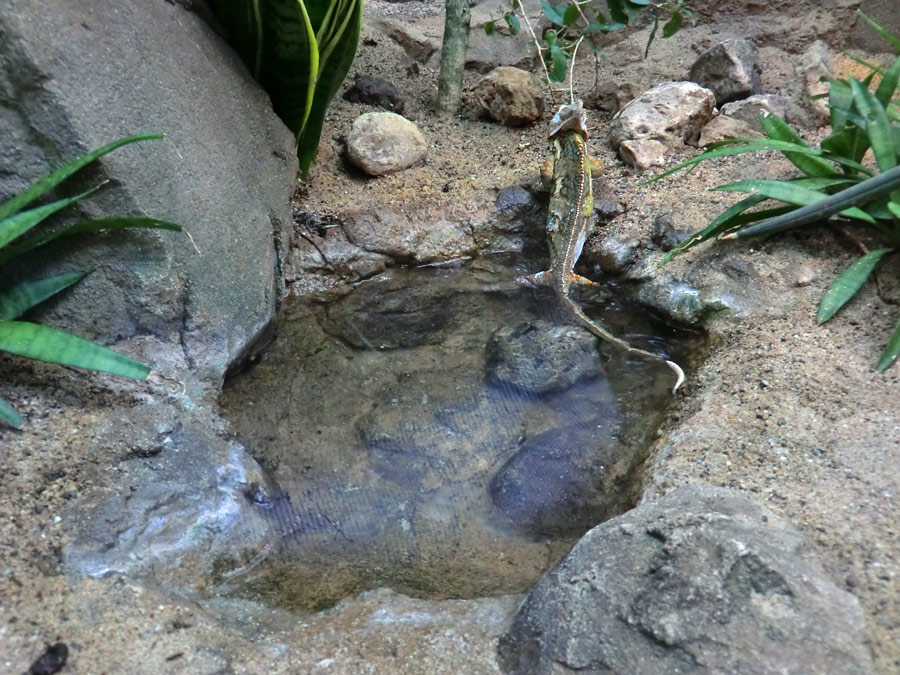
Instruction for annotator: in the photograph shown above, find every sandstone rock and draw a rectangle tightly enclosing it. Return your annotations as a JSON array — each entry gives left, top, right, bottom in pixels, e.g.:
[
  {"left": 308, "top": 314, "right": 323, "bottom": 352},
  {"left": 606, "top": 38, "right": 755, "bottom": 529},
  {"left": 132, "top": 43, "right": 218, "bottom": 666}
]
[
  {"left": 720, "top": 93, "right": 788, "bottom": 131},
  {"left": 689, "top": 39, "right": 761, "bottom": 105},
  {"left": 499, "top": 485, "right": 874, "bottom": 675},
  {"left": 346, "top": 112, "right": 427, "bottom": 176},
  {"left": 371, "top": 17, "right": 438, "bottom": 63},
  {"left": 0, "top": 0, "right": 297, "bottom": 385},
  {"left": 799, "top": 40, "right": 833, "bottom": 126},
  {"left": 342, "top": 74, "right": 406, "bottom": 114},
  {"left": 585, "top": 81, "right": 642, "bottom": 114},
  {"left": 341, "top": 207, "right": 477, "bottom": 263},
  {"left": 610, "top": 82, "right": 716, "bottom": 151},
  {"left": 618, "top": 138, "right": 667, "bottom": 170},
  {"left": 699, "top": 114, "right": 757, "bottom": 146},
  {"left": 474, "top": 67, "right": 544, "bottom": 126}
]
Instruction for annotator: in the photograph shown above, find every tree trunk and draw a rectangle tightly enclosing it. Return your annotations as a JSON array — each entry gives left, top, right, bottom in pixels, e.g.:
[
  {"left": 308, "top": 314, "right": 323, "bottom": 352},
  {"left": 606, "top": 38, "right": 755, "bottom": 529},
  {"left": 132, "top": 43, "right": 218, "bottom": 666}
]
[{"left": 435, "top": 0, "right": 471, "bottom": 115}]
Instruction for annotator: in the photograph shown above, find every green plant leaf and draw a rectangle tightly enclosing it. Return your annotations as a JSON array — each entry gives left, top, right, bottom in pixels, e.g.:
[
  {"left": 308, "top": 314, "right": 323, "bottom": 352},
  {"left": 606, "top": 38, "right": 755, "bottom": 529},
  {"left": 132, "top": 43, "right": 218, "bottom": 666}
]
[
  {"left": 644, "top": 13, "right": 659, "bottom": 58},
  {"left": 876, "top": 313, "right": 900, "bottom": 371},
  {"left": 563, "top": 3, "right": 580, "bottom": 26},
  {"left": 889, "top": 200, "right": 900, "bottom": 219},
  {"left": 0, "top": 271, "right": 87, "bottom": 321},
  {"left": 540, "top": 0, "right": 565, "bottom": 25},
  {"left": 504, "top": 12, "right": 520, "bottom": 35},
  {"left": 858, "top": 11, "right": 900, "bottom": 53},
  {"left": 874, "top": 53, "right": 900, "bottom": 107},
  {"left": 606, "top": 0, "right": 628, "bottom": 24},
  {"left": 849, "top": 77, "right": 897, "bottom": 172},
  {"left": 0, "top": 134, "right": 163, "bottom": 223},
  {"left": 0, "top": 396, "right": 23, "bottom": 429},
  {"left": 484, "top": 21, "right": 495, "bottom": 36},
  {"left": 0, "top": 185, "right": 100, "bottom": 250},
  {"left": 297, "top": 0, "right": 363, "bottom": 177},
  {"left": 759, "top": 114, "right": 836, "bottom": 177},
  {"left": 817, "top": 248, "right": 892, "bottom": 324},
  {"left": 549, "top": 43, "right": 568, "bottom": 82},
  {"left": 582, "top": 20, "right": 625, "bottom": 34},
  {"left": 732, "top": 164, "right": 900, "bottom": 238},
  {"left": 713, "top": 179, "right": 876, "bottom": 223},
  {"left": 0, "top": 321, "right": 150, "bottom": 379},
  {"left": 0, "top": 217, "right": 183, "bottom": 268},
  {"left": 662, "top": 10, "right": 683, "bottom": 38}
]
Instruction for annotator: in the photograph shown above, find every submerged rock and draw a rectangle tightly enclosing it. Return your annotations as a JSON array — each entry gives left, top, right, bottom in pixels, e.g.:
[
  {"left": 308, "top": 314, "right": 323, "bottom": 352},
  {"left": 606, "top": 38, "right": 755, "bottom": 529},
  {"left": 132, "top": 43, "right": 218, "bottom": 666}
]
[
  {"left": 486, "top": 320, "right": 603, "bottom": 394},
  {"left": 499, "top": 485, "right": 873, "bottom": 675}
]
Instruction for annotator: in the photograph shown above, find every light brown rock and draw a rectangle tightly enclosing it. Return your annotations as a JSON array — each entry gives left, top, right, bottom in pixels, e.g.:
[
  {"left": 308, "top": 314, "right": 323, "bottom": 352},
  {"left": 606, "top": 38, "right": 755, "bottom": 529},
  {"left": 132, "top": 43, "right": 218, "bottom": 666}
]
[
  {"left": 610, "top": 81, "right": 716, "bottom": 150},
  {"left": 346, "top": 112, "right": 427, "bottom": 176},
  {"left": 473, "top": 66, "right": 544, "bottom": 126}
]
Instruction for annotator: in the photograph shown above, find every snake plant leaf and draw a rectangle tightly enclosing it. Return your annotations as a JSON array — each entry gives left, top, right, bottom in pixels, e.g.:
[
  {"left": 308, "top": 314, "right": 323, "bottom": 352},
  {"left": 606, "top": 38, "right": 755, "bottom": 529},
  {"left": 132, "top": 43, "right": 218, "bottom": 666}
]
[
  {"left": 817, "top": 248, "right": 891, "bottom": 324},
  {"left": 0, "top": 395, "right": 24, "bottom": 429},
  {"left": 297, "top": 0, "right": 363, "bottom": 177},
  {"left": 0, "top": 217, "right": 184, "bottom": 268},
  {"left": 205, "top": 0, "right": 265, "bottom": 76},
  {"left": 822, "top": 79, "right": 871, "bottom": 163},
  {"left": 759, "top": 114, "right": 836, "bottom": 177},
  {"left": 859, "top": 11, "right": 900, "bottom": 53},
  {"left": 876, "top": 314, "right": 900, "bottom": 371},
  {"left": 874, "top": 53, "right": 900, "bottom": 107},
  {"left": 731, "top": 165, "right": 900, "bottom": 238},
  {"left": 0, "top": 186, "right": 100, "bottom": 250},
  {"left": 0, "top": 321, "right": 150, "bottom": 379},
  {"left": 849, "top": 77, "right": 897, "bottom": 172},
  {"left": 713, "top": 179, "right": 876, "bottom": 223},
  {"left": 0, "top": 134, "right": 163, "bottom": 223},
  {"left": 0, "top": 271, "right": 87, "bottom": 321},
  {"left": 889, "top": 200, "right": 900, "bottom": 219}
]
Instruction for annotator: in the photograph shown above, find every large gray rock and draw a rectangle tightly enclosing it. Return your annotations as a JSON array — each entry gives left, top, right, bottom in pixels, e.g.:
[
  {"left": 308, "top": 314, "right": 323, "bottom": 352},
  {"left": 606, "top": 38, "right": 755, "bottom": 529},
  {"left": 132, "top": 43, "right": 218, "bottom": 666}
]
[
  {"left": 689, "top": 39, "right": 761, "bottom": 105},
  {"left": 610, "top": 82, "right": 716, "bottom": 152},
  {"left": 720, "top": 94, "right": 788, "bottom": 132},
  {"left": 499, "top": 485, "right": 873, "bottom": 675},
  {"left": 0, "top": 0, "right": 297, "bottom": 386}
]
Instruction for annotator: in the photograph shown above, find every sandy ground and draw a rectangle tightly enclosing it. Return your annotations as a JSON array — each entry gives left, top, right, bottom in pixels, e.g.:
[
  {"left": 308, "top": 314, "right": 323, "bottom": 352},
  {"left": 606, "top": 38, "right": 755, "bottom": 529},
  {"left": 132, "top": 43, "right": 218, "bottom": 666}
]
[{"left": 1, "top": 0, "right": 898, "bottom": 672}]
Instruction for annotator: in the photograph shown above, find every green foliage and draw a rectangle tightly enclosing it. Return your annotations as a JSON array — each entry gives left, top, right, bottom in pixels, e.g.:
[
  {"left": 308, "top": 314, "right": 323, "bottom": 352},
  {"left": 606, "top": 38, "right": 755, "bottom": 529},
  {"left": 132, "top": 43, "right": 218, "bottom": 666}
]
[
  {"left": 649, "top": 13, "right": 900, "bottom": 371},
  {"left": 0, "top": 135, "right": 182, "bottom": 428},
  {"left": 485, "top": 0, "right": 692, "bottom": 84},
  {"left": 208, "top": 0, "right": 363, "bottom": 178}
]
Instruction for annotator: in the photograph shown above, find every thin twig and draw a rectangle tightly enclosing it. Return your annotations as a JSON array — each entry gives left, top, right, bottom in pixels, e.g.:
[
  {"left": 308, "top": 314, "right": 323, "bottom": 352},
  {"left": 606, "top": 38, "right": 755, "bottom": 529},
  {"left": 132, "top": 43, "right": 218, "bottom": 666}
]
[
  {"left": 568, "top": 35, "right": 585, "bottom": 103},
  {"left": 516, "top": 3, "right": 557, "bottom": 107}
]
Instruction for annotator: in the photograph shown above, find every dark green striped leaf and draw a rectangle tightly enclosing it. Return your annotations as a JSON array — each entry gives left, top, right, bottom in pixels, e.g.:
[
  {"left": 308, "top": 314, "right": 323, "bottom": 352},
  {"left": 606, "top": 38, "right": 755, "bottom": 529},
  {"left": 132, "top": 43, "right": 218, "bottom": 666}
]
[
  {"left": 0, "top": 134, "right": 162, "bottom": 223},
  {"left": 876, "top": 313, "right": 900, "bottom": 372},
  {"left": 817, "top": 248, "right": 891, "bottom": 324},
  {"left": 0, "top": 321, "right": 150, "bottom": 379},
  {"left": 849, "top": 77, "right": 896, "bottom": 172},
  {"left": 0, "top": 271, "right": 87, "bottom": 321},
  {"left": 712, "top": 179, "right": 876, "bottom": 223},
  {"left": 0, "top": 396, "right": 23, "bottom": 429},
  {"left": 759, "top": 114, "right": 835, "bottom": 177},
  {"left": 0, "top": 186, "right": 99, "bottom": 250}
]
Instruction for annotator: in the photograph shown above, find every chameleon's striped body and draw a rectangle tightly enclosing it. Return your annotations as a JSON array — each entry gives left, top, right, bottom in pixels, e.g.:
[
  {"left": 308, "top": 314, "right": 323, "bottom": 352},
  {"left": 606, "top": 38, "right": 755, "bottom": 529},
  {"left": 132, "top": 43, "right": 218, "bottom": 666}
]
[{"left": 524, "top": 100, "right": 685, "bottom": 393}]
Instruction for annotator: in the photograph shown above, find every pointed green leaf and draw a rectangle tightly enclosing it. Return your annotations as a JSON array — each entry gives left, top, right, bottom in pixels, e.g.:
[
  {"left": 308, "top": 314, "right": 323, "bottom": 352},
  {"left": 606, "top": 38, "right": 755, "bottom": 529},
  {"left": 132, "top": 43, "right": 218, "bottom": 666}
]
[
  {"left": 540, "top": 0, "right": 566, "bottom": 25},
  {"left": 606, "top": 0, "right": 628, "bottom": 24},
  {"left": 817, "top": 248, "right": 891, "bottom": 324},
  {"left": 876, "top": 313, "right": 900, "bottom": 371},
  {"left": 0, "top": 396, "right": 23, "bottom": 429},
  {"left": 0, "top": 185, "right": 100, "bottom": 250},
  {"left": 759, "top": 114, "right": 836, "bottom": 177},
  {"left": 662, "top": 11, "right": 683, "bottom": 38},
  {"left": 504, "top": 12, "right": 521, "bottom": 35},
  {"left": 858, "top": 11, "right": 900, "bottom": 53},
  {"left": 484, "top": 21, "right": 495, "bottom": 36},
  {"left": 0, "top": 321, "right": 150, "bottom": 379},
  {"left": 549, "top": 43, "right": 568, "bottom": 82},
  {"left": 0, "top": 134, "right": 163, "bottom": 223},
  {"left": 734, "top": 164, "right": 900, "bottom": 237},
  {"left": 713, "top": 179, "right": 876, "bottom": 223},
  {"left": 297, "top": 0, "right": 362, "bottom": 177},
  {"left": 0, "top": 217, "right": 182, "bottom": 267},
  {"left": 889, "top": 200, "right": 900, "bottom": 219},
  {"left": 563, "top": 3, "right": 580, "bottom": 26},
  {"left": 644, "top": 13, "right": 659, "bottom": 58},
  {"left": 849, "top": 77, "right": 897, "bottom": 172},
  {"left": 874, "top": 53, "right": 900, "bottom": 107},
  {"left": 0, "top": 271, "right": 87, "bottom": 321}
]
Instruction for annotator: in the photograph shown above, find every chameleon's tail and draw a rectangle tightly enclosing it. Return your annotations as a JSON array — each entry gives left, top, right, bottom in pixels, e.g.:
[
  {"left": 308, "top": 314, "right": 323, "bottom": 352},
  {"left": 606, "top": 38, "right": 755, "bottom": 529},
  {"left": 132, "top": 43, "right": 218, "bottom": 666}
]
[{"left": 562, "top": 294, "right": 686, "bottom": 393}]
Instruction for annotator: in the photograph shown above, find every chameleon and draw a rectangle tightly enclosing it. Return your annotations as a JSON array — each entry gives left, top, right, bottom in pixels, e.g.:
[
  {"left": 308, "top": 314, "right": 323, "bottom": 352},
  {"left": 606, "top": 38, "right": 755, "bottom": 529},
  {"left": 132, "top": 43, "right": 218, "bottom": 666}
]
[{"left": 521, "top": 99, "right": 685, "bottom": 393}]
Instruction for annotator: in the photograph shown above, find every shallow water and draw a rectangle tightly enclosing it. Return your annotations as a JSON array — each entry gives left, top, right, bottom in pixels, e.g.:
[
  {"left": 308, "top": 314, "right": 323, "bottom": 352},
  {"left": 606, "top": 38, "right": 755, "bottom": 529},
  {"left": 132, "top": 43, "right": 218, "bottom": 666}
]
[{"left": 219, "top": 254, "right": 699, "bottom": 610}]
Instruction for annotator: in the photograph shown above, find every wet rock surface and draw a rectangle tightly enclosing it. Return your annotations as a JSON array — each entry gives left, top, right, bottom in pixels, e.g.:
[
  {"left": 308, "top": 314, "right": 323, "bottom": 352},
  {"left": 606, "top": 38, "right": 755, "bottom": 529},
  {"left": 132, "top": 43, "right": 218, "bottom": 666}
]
[{"left": 499, "top": 485, "right": 874, "bottom": 675}]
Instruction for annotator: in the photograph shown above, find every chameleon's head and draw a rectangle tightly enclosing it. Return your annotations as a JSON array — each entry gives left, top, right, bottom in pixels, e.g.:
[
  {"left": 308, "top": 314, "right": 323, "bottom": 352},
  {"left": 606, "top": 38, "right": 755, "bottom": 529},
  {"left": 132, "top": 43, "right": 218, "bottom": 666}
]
[{"left": 548, "top": 100, "right": 588, "bottom": 140}]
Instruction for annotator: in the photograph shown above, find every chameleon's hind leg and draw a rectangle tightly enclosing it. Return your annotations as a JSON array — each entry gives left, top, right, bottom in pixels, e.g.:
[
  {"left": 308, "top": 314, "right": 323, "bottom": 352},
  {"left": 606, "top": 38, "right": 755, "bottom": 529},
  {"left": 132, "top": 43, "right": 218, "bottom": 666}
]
[{"left": 569, "top": 272, "right": 601, "bottom": 287}]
